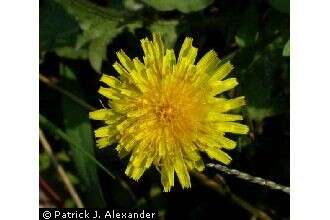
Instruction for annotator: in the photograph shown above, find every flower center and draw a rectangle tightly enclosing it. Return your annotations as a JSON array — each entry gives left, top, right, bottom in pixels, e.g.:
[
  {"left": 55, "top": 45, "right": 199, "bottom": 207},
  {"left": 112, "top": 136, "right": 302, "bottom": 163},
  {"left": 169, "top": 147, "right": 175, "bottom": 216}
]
[{"left": 156, "top": 103, "right": 176, "bottom": 123}]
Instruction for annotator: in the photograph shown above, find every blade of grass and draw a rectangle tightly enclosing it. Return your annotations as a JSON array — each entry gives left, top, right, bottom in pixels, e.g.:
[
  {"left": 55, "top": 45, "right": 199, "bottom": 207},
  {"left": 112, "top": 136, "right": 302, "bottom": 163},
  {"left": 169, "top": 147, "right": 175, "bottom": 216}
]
[
  {"left": 40, "top": 113, "right": 116, "bottom": 179},
  {"left": 39, "top": 113, "right": 136, "bottom": 201},
  {"left": 59, "top": 65, "right": 105, "bottom": 207},
  {"left": 40, "top": 128, "right": 84, "bottom": 208},
  {"left": 40, "top": 71, "right": 136, "bottom": 201}
]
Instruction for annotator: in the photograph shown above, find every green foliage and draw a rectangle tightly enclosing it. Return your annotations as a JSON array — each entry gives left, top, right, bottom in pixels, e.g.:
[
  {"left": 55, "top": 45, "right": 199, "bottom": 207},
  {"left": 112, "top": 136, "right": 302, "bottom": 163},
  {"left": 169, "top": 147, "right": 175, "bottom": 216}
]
[
  {"left": 55, "top": 47, "right": 89, "bottom": 60},
  {"left": 64, "top": 199, "right": 76, "bottom": 208},
  {"left": 142, "top": 0, "right": 214, "bottom": 13},
  {"left": 283, "top": 39, "right": 290, "bottom": 56},
  {"left": 54, "top": 0, "right": 124, "bottom": 72},
  {"left": 40, "top": 0, "right": 80, "bottom": 58},
  {"left": 40, "top": 0, "right": 289, "bottom": 218},
  {"left": 56, "top": 151, "right": 71, "bottom": 162},
  {"left": 39, "top": 152, "right": 51, "bottom": 172},
  {"left": 149, "top": 20, "right": 179, "bottom": 48},
  {"left": 235, "top": 6, "right": 259, "bottom": 48},
  {"left": 59, "top": 65, "right": 105, "bottom": 207},
  {"left": 268, "top": 0, "right": 290, "bottom": 14}
]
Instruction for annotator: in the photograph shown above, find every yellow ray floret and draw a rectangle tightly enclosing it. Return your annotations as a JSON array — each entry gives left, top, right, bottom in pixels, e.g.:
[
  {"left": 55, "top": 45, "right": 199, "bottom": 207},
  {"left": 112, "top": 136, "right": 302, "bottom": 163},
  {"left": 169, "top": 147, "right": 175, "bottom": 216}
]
[{"left": 89, "top": 33, "right": 249, "bottom": 192}]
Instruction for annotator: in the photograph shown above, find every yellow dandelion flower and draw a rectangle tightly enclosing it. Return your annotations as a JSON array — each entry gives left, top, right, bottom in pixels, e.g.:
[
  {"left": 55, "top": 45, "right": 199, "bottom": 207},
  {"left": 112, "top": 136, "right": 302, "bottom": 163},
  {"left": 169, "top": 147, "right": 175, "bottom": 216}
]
[{"left": 89, "top": 33, "right": 249, "bottom": 192}]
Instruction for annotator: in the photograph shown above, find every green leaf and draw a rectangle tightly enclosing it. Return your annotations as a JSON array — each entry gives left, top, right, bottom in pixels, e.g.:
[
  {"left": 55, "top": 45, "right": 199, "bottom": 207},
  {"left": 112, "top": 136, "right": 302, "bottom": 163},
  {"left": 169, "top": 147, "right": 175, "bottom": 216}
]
[
  {"left": 55, "top": 0, "right": 123, "bottom": 24},
  {"left": 236, "top": 36, "right": 289, "bottom": 121},
  {"left": 40, "top": 0, "right": 80, "bottom": 54},
  {"left": 247, "top": 107, "right": 276, "bottom": 122},
  {"left": 149, "top": 20, "right": 179, "bottom": 48},
  {"left": 268, "top": 0, "right": 290, "bottom": 14},
  {"left": 55, "top": 0, "right": 124, "bottom": 72},
  {"left": 80, "top": 22, "right": 123, "bottom": 72},
  {"left": 55, "top": 47, "right": 88, "bottom": 60},
  {"left": 64, "top": 199, "right": 76, "bottom": 208},
  {"left": 282, "top": 40, "right": 290, "bottom": 56},
  {"left": 39, "top": 113, "right": 116, "bottom": 179},
  {"left": 124, "top": 0, "right": 144, "bottom": 11},
  {"left": 126, "top": 21, "right": 143, "bottom": 34},
  {"left": 88, "top": 37, "right": 108, "bottom": 73},
  {"left": 59, "top": 65, "right": 105, "bottom": 207},
  {"left": 66, "top": 172, "right": 80, "bottom": 185},
  {"left": 39, "top": 152, "right": 51, "bottom": 172},
  {"left": 56, "top": 151, "right": 71, "bottom": 162},
  {"left": 142, "top": 0, "right": 214, "bottom": 13}
]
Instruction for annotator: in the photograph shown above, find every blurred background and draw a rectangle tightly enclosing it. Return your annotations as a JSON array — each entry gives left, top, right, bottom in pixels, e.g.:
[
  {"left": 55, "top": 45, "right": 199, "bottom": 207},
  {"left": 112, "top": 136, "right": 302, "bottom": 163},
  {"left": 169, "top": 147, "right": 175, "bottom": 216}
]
[{"left": 39, "top": 0, "right": 289, "bottom": 219}]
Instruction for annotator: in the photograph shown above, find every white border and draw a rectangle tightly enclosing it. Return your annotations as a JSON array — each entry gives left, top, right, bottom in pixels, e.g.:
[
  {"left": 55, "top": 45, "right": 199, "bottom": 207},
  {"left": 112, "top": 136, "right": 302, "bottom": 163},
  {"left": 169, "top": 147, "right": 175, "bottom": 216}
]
[
  {"left": 291, "top": 0, "right": 330, "bottom": 219},
  {"left": 0, "top": 0, "right": 38, "bottom": 218},
  {"left": 1, "top": 0, "right": 330, "bottom": 219}
]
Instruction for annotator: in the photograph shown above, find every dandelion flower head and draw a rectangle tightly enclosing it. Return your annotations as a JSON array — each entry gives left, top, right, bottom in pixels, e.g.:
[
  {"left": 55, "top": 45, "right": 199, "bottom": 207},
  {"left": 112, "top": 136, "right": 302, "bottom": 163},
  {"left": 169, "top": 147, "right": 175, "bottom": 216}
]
[{"left": 89, "top": 33, "right": 249, "bottom": 192}]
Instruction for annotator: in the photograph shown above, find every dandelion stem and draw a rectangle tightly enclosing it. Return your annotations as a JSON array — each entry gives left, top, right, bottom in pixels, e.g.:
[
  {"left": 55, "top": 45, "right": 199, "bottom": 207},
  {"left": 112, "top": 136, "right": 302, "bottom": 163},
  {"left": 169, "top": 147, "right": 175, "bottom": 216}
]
[{"left": 207, "top": 163, "right": 290, "bottom": 194}]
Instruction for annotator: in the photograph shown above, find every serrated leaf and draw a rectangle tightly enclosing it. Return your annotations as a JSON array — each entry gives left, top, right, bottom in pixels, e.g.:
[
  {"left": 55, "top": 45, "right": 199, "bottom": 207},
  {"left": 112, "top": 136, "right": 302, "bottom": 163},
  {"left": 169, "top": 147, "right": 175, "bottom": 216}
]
[
  {"left": 282, "top": 40, "right": 290, "bottom": 56},
  {"left": 75, "top": 21, "right": 119, "bottom": 48},
  {"left": 149, "top": 20, "right": 178, "bottom": 48},
  {"left": 59, "top": 65, "right": 105, "bottom": 207},
  {"left": 87, "top": 25, "right": 123, "bottom": 72},
  {"left": 142, "top": 0, "right": 214, "bottom": 13},
  {"left": 55, "top": 0, "right": 123, "bottom": 25},
  {"left": 55, "top": 0, "right": 124, "bottom": 72}
]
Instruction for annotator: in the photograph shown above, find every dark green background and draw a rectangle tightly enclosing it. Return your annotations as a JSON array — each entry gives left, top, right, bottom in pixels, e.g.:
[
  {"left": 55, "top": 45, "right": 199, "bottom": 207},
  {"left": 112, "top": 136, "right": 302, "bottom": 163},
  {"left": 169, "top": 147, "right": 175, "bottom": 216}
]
[{"left": 40, "top": 0, "right": 289, "bottom": 219}]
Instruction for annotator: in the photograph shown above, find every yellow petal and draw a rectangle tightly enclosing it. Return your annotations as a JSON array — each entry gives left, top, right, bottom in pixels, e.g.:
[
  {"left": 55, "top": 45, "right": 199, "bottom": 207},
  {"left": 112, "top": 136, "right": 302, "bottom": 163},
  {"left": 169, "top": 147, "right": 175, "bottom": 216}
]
[
  {"left": 218, "top": 136, "right": 237, "bottom": 150},
  {"left": 205, "top": 148, "right": 232, "bottom": 165},
  {"left": 196, "top": 50, "right": 221, "bottom": 75},
  {"left": 178, "top": 37, "right": 198, "bottom": 65},
  {"left": 211, "top": 78, "right": 238, "bottom": 95},
  {"left": 221, "top": 96, "right": 246, "bottom": 112},
  {"left": 209, "top": 61, "right": 234, "bottom": 82},
  {"left": 208, "top": 112, "right": 243, "bottom": 122},
  {"left": 96, "top": 136, "right": 116, "bottom": 148},
  {"left": 173, "top": 157, "right": 191, "bottom": 188},
  {"left": 216, "top": 122, "right": 249, "bottom": 134},
  {"left": 94, "top": 126, "right": 117, "bottom": 138},
  {"left": 152, "top": 33, "right": 165, "bottom": 59},
  {"left": 100, "top": 74, "right": 122, "bottom": 88},
  {"left": 162, "top": 49, "right": 176, "bottom": 75},
  {"left": 116, "top": 49, "right": 134, "bottom": 72},
  {"left": 160, "top": 166, "right": 173, "bottom": 192},
  {"left": 89, "top": 109, "right": 115, "bottom": 120},
  {"left": 113, "top": 62, "right": 129, "bottom": 78},
  {"left": 98, "top": 87, "right": 121, "bottom": 100}
]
